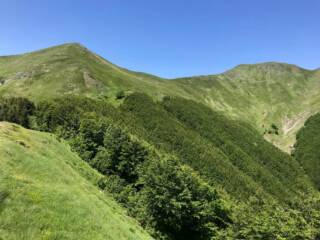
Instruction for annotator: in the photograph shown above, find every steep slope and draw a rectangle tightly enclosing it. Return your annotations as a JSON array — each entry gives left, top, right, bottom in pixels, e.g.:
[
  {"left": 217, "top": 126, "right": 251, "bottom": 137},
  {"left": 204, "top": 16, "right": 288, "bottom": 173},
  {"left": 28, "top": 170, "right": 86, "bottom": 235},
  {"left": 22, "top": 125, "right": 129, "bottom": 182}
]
[
  {"left": 0, "top": 122, "right": 152, "bottom": 240},
  {"left": 174, "top": 63, "right": 320, "bottom": 152},
  {"left": 0, "top": 43, "right": 319, "bottom": 151},
  {"left": 17, "top": 93, "right": 315, "bottom": 204},
  {"left": 0, "top": 43, "right": 187, "bottom": 102},
  {"left": 118, "top": 93, "right": 314, "bottom": 202},
  {"left": 293, "top": 113, "right": 320, "bottom": 189}
]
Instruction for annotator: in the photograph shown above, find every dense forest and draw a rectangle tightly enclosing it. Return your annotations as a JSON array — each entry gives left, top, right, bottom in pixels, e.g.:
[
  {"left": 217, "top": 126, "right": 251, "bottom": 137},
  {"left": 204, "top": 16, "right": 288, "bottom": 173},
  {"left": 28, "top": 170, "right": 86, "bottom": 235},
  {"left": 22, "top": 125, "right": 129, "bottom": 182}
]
[
  {"left": 294, "top": 113, "right": 320, "bottom": 190},
  {"left": 1, "top": 95, "right": 320, "bottom": 239}
]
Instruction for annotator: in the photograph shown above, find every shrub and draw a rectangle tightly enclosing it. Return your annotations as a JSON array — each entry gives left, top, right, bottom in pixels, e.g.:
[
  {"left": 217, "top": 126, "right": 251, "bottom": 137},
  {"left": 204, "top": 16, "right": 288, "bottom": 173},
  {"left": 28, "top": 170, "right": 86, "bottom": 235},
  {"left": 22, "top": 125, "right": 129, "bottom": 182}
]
[
  {"left": 91, "top": 127, "right": 148, "bottom": 183},
  {"left": 271, "top": 123, "right": 279, "bottom": 135},
  {"left": 219, "top": 196, "right": 320, "bottom": 240},
  {"left": 0, "top": 97, "right": 35, "bottom": 127},
  {"left": 69, "top": 117, "right": 109, "bottom": 161},
  {"left": 97, "top": 175, "right": 134, "bottom": 205},
  {"left": 139, "top": 158, "right": 231, "bottom": 240},
  {"left": 116, "top": 90, "right": 125, "bottom": 100}
]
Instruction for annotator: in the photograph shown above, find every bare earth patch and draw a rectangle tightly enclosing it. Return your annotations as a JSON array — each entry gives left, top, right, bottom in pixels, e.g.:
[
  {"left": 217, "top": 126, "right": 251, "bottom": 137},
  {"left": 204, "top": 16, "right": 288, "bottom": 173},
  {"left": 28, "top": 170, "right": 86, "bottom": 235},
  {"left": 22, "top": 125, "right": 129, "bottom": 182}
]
[
  {"left": 83, "top": 71, "right": 101, "bottom": 89},
  {"left": 282, "top": 112, "right": 310, "bottom": 135}
]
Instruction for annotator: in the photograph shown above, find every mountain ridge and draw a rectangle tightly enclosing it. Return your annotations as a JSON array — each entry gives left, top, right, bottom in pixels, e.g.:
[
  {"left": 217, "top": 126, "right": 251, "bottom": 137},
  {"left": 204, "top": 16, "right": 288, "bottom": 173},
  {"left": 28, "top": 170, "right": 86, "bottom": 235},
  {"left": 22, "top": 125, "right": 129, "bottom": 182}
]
[
  {"left": 1, "top": 43, "right": 317, "bottom": 77},
  {"left": 1, "top": 43, "right": 320, "bottom": 239},
  {"left": 0, "top": 43, "right": 319, "bottom": 152}
]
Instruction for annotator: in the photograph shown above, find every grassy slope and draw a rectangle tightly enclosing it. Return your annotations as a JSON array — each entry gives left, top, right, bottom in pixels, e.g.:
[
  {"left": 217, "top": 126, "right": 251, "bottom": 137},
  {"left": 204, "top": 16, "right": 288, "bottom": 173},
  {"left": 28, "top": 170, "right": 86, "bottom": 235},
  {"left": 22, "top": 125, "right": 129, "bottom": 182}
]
[
  {"left": 174, "top": 63, "right": 320, "bottom": 152},
  {"left": 0, "top": 122, "right": 152, "bottom": 240},
  {"left": 293, "top": 113, "right": 320, "bottom": 189},
  {"left": 0, "top": 43, "right": 188, "bottom": 103},
  {"left": 0, "top": 44, "right": 319, "bottom": 151}
]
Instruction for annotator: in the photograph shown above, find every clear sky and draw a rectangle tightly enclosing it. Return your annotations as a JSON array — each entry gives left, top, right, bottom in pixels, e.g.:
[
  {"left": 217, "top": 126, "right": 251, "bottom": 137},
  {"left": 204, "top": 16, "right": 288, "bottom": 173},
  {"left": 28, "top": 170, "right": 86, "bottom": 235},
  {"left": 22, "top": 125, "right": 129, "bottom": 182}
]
[{"left": 0, "top": 0, "right": 319, "bottom": 78}]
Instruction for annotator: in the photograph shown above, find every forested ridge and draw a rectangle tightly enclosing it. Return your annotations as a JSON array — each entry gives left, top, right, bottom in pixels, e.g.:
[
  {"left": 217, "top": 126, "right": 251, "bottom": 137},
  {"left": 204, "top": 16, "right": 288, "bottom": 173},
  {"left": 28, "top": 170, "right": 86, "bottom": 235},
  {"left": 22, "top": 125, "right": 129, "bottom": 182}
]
[
  {"left": 294, "top": 113, "right": 320, "bottom": 190},
  {"left": 1, "top": 94, "right": 320, "bottom": 239}
]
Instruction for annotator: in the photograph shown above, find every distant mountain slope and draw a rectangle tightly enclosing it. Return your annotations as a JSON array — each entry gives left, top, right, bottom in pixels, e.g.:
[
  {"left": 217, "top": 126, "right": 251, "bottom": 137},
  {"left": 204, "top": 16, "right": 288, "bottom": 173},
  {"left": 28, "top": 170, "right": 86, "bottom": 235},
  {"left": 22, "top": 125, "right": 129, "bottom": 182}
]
[
  {"left": 0, "top": 122, "right": 152, "bottom": 240},
  {"left": 0, "top": 43, "right": 319, "bottom": 151},
  {"left": 174, "top": 63, "right": 320, "bottom": 152}
]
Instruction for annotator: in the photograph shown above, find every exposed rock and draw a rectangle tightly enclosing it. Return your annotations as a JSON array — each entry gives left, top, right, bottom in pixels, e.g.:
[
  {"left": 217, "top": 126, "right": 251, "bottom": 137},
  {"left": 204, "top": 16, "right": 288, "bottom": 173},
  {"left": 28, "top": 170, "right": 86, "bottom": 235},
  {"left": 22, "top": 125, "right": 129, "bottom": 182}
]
[
  {"left": 83, "top": 71, "right": 101, "bottom": 89},
  {"left": 282, "top": 112, "right": 310, "bottom": 135}
]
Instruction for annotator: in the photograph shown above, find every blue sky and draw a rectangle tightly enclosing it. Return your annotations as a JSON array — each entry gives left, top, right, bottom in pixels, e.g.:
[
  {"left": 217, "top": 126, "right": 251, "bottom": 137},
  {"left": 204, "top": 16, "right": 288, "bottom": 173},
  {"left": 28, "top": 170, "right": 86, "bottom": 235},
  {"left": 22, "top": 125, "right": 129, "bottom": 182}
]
[{"left": 0, "top": 0, "right": 319, "bottom": 78}]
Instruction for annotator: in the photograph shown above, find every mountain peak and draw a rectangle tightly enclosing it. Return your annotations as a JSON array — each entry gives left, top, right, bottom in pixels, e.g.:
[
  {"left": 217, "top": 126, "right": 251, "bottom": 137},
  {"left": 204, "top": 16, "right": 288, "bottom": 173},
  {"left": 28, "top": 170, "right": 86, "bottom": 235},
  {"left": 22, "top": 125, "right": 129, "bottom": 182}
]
[
  {"left": 222, "top": 62, "right": 306, "bottom": 78},
  {"left": 232, "top": 62, "right": 302, "bottom": 71},
  {"left": 58, "top": 42, "right": 89, "bottom": 51}
]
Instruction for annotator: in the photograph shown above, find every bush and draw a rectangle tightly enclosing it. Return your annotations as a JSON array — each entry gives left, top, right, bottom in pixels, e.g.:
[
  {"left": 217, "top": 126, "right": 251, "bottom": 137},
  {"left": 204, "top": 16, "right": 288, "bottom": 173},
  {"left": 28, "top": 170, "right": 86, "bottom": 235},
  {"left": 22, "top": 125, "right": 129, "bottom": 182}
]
[
  {"left": 219, "top": 196, "right": 320, "bottom": 240},
  {"left": 97, "top": 175, "right": 134, "bottom": 205},
  {"left": 0, "top": 97, "right": 35, "bottom": 127},
  {"left": 139, "top": 158, "right": 231, "bottom": 240},
  {"left": 271, "top": 123, "right": 279, "bottom": 135},
  {"left": 116, "top": 90, "right": 125, "bottom": 100},
  {"left": 69, "top": 117, "right": 109, "bottom": 161},
  {"left": 91, "top": 127, "right": 148, "bottom": 183}
]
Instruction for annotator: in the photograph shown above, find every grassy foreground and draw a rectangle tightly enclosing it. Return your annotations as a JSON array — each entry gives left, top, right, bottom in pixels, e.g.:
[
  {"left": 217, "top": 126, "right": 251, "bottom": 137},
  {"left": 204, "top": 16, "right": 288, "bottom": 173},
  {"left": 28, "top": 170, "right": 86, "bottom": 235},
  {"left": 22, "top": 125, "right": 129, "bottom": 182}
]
[{"left": 0, "top": 122, "right": 152, "bottom": 240}]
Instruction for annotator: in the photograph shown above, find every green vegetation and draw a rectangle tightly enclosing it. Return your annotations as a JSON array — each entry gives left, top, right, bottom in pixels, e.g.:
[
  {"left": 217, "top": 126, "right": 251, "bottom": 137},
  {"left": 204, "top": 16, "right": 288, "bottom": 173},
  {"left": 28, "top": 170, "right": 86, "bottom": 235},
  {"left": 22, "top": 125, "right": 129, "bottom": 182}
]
[
  {"left": 28, "top": 96, "right": 231, "bottom": 239},
  {"left": 0, "top": 97, "right": 35, "bottom": 127},
  {"left": 1, "top": 44, "right": 320, "bottom": 151},
  {"left": 4, "top": 93, "right": 315, "bottom": 239},
  {"left": 121, "top": 93, "right": 313, "bottom": 201},
  {"left": 91, "top": 127, "right": 148, "bottom": 183},
  {"left": 294, "top": 113, "right": 320, "bottom": 189},
  {"left": 116, "top": 90, "right": 126, "bottom": 100},
  {"left": 265, "top": 123, "right": 279, "bottom": 135},
  {"left": 1, "top": 44, "right": 320, "bottom": 239},
  {"left": 220, "top": 197, "right": 320, "bottom": 239},
  {"left": 139, "top": 158, "right": 230, "bottom": 240},
  {"left": 0, "top": 122, "right": 152, "bottom": 240}
]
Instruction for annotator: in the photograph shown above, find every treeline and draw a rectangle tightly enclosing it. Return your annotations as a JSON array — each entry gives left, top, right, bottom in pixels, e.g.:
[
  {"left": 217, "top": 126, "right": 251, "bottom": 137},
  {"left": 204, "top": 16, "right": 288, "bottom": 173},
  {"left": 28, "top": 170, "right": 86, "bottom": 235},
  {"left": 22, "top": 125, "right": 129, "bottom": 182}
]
[
  {"left": 0, "top": 97, "right": 35, "bottom": 127},
  {"left": 0, "top": 95, "right": 320, "bottom": 239}
]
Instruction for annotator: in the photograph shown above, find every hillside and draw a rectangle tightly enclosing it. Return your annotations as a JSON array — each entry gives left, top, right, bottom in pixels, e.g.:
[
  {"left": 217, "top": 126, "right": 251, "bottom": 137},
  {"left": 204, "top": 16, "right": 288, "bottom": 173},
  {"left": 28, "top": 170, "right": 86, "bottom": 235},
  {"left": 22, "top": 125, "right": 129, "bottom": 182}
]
[
  {"left": 0, "top": 43, "right": 186, "bottom": 102},
  {"left": 175, "top": 63, "right": 320, "bottom": 152},
  {"left": 119, "top": 94, "right": 314, "bottom": 202},
  {"left": 1, "top": 44, "right": 320, "bottom": 238},
  {"left": 0, "top": 43, "right": 319, "bottom": 151},
  {"left": 2, "top": 93, "right": 315, "bottom": 239},
  {"left": 1, "top": 44, "right": 319, "bottom": 152},
  {"left": 294, "top": 113, "right": 320, "bottom": 189},
  {"left": 0, "top": 122, "right": 152, "bottom": 240}
]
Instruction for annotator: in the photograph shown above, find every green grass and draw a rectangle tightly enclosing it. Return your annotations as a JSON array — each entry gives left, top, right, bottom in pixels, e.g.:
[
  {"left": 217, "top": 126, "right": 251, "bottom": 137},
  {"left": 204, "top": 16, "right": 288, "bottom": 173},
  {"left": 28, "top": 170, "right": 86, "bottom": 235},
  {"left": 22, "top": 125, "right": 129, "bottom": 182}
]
[
  {"left": 0, "top": 122, "right": 152, "bottom": 240},
  {"left": 0, "top": 43, "right": 320, "bottom": 152}
]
